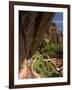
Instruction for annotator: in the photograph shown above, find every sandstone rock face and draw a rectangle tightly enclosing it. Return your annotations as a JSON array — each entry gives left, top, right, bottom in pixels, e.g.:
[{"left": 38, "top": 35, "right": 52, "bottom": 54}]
[
  {"left": 19, "top": 11, "right": 54, "bottom": 68},
  {"left": 47, "top": 23, "right": 63, "bottom": 44}
]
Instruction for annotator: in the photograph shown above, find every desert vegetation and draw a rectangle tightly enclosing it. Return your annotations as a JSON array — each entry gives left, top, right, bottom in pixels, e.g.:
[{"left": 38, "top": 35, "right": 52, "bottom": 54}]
[
  {"left": 19, "top": 11, "right": 63, "bottom": 79},
  {"left": 32, "top": 39, "right": 63, "bottom": 78}
]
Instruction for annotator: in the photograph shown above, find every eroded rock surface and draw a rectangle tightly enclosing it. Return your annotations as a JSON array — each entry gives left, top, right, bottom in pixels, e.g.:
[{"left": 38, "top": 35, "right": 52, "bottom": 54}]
[{"left": 19, "top": 11, "right": 54, "bottom": 70}]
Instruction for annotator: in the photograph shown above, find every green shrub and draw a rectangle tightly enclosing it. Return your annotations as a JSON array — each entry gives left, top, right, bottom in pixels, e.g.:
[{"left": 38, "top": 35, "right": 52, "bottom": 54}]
[
  {"left": 33, "top": 56, "right": 61, "bottom": 77},
  {"left": 38, "top": 40, "right": 63, "bottom": 58}
]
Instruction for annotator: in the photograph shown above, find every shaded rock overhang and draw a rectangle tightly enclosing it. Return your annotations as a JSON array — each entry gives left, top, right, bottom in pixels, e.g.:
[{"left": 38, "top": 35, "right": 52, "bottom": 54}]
[{"left": 19, "top": 11, "right": 55, "bottom": 62}]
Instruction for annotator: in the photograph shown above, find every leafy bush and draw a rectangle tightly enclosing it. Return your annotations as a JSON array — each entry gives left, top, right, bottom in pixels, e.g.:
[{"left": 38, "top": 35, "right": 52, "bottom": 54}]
[
  {"left": 33, "top": 55, "right": 61, "bottom": 77},
  {"left": 38, "top": 40, "right": 63, "bottom": 58},
  {"left": 33, "top": 39, "right": 63, "bottom": 77}
]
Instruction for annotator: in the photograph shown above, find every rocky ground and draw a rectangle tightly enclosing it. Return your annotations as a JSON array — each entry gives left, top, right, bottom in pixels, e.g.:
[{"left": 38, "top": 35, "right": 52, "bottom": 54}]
[{"left": 19, "top": 53, "right": 63, "bottom": 79}]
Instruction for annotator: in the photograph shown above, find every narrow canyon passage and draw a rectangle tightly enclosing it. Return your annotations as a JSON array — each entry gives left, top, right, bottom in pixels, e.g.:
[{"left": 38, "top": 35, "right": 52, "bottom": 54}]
[{"left": 19, "top": 11, "right": 55, "bottom": 79}]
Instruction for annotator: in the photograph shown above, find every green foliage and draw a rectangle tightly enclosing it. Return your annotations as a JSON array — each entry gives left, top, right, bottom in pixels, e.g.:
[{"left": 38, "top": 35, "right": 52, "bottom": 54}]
[
  {"left": 33, "top": 55, "right": 61, "bottom": 77},
  {"left": 33, "top": 39, "right": 63, "bottom": 77},
  {"left": 38, "top": 40, "right": 63, "bottom": 58}
]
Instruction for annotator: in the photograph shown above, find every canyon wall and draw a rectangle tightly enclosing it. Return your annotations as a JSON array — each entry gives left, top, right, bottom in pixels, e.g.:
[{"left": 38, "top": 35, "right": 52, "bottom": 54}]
[{"left": 19, "top": 11, "right": 54, "bottom": 68}]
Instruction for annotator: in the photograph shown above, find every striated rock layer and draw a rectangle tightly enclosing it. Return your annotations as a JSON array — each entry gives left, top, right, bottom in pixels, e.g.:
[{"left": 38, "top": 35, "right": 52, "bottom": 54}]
[{"left": 19, "top": 11, "right": 54, "bottom": 69}]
